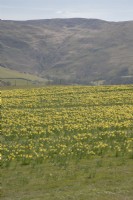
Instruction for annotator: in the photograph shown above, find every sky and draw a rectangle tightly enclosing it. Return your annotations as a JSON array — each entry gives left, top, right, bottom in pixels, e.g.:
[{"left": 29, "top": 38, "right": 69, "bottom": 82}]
[{"left": 0, "top": 0, "right": 133, "bottom": 21}]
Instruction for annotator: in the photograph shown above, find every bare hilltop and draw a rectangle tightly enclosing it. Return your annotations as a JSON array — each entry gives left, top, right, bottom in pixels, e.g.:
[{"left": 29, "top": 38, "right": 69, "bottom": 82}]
[{"left": 0, "top": 18, "right": 133, "bottom": 85}]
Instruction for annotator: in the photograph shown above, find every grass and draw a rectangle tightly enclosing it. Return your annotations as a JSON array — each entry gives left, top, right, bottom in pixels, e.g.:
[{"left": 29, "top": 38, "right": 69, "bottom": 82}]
[
  {"left": 1, "top": 85, "right": 133, "bottom": 200},
  {"left": 0, "top": 66, "right": 47, "bottom": 86},
  {"left": 1, "top": 157, "right": 133, "bottom": 200}
]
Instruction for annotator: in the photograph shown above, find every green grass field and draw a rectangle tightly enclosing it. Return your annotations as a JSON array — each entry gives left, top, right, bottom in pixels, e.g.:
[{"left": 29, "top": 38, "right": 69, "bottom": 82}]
[
  {"left": 1, "top": 85, "right": 133, "bottom": 200},
  {"left": 0, "top": 66, "right": 47, "bottom": 86},
  {"left": 1, "top": 158, "right": 133, "bottom": 200}
]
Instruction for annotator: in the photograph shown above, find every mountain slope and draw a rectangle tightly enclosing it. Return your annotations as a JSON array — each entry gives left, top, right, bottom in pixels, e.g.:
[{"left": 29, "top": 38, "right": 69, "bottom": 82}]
[
  {"left": 0, "top": 18, "right": 133, "bottom": 84},
  {"left": 0, "top": 66, "right": 46, "bottom": 86}
]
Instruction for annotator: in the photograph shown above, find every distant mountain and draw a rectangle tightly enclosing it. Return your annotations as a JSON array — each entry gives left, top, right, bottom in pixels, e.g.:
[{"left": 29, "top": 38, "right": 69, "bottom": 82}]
[{"left": 0, "top": 18, "right": 133, "bottom": 85}]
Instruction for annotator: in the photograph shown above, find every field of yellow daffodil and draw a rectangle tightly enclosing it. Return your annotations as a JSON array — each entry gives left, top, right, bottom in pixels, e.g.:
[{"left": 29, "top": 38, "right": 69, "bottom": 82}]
[{"left": 1, "top": 85, "right": 133, "bottom": 165}]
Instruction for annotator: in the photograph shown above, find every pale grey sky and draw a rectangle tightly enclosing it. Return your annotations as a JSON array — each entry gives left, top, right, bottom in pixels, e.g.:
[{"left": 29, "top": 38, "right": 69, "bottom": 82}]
[{"left": 0, "top": 0, "right": 133, "bottom": 21}]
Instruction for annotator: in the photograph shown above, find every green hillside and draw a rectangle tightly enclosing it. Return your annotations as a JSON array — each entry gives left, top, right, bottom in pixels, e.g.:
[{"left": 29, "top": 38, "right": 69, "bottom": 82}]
[{"left": 0, "top": 66, "right": 47, "bottom": 86}]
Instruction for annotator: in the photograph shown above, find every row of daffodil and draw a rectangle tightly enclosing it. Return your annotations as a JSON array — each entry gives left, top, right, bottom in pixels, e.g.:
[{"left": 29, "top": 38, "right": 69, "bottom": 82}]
[{"left": 1, "top": 85, "right": 133, "bottom": 164}]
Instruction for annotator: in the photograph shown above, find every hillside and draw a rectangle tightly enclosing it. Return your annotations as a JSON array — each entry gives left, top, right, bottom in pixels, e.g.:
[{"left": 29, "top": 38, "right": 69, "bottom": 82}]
[
  {"left": 0, "top": 18, "right": 133, "bottom": 84},
  {"left": 0, "top": 66, "right": 46, "bottom": 86}
]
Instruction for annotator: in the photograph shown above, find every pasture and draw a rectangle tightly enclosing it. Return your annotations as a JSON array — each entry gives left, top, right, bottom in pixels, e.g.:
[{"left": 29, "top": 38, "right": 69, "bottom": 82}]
[{"left": 1, "top": 85, "right": 133, "bottom": 200}]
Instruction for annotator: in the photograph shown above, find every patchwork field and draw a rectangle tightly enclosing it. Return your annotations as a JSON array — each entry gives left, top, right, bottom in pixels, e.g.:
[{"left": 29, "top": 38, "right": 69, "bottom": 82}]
[{"left": 1, "top": 85, "right": 133, "bottom": 200}]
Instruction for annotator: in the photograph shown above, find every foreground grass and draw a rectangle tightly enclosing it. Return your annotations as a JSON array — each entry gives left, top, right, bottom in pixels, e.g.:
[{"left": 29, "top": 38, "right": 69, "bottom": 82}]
[
  {"left": 1, "top": 85, "right": 133, "bottom": 199},
  {"left": 1, "top": 157, "right": 133, "bottom": 200}
]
